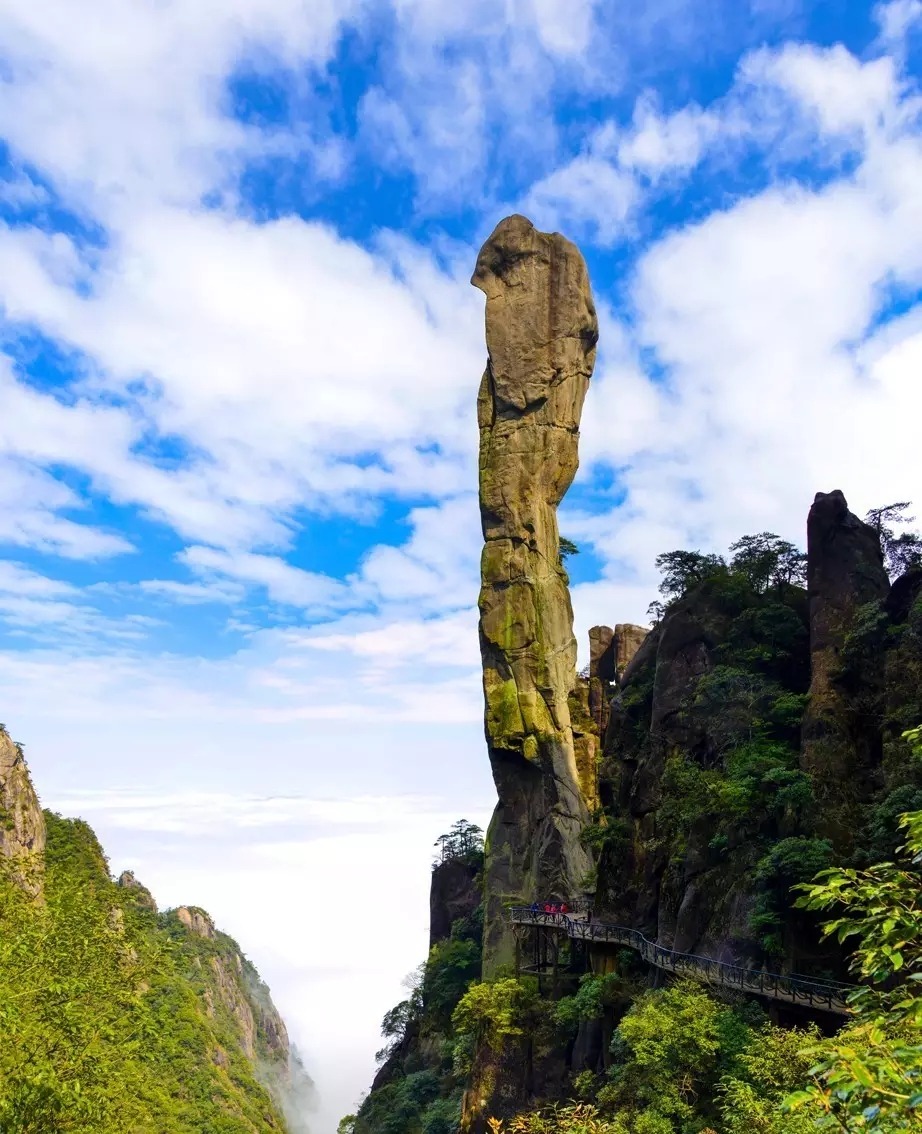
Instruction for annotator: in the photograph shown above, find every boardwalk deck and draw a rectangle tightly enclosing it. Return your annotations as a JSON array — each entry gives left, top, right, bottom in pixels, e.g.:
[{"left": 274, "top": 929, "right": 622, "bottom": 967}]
[{"left": 509, "top": 907, "right": 855, "bottom": 1015}]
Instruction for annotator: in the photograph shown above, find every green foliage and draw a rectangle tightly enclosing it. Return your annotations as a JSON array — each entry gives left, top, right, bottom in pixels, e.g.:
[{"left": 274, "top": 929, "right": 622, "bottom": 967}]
[
  {"left": 0, "top": 813, "right": 288, "bottom": 1133},
  {"left": 650, "top": 533, "right": 808, "bottom": 621},
  {"left": 421, "top": 1094, "right": 463, "bottom": 1134},
  {"left": 785, "top": 724, "right": 922, "bottom": 1128},
  {"left": 719, "top": 1024, "right": 822, "bottom": 1134},
  {"left": 691, "top": 667, "right": 807, "bottom": 754},
  {"left": 597, "top": 980, "right": 755, "bottom": 1132},
  {"left": 433, "top": 819, "right": 484, "bottom": 867},
  {"left": 353, "top": 1074, "right": 460, "bottom": 1134},
  {"left": 559, "top": 538, "right": 580, "bottom": 562},
  {"left": 452, "top": 978, "right": 539, "bottom": 1050},
  {"left": 654, "top": 550, "right": 728, "bottom": 603},
  {"left": 42, "top": 811, "right": 111, "bottom": 884},
  {"left": 580, "top": 811, "right": 631, "bottom": 858},
  {"left": 750, "top": 837, "right": 834, "bottom": 957},
  {"left": 865, "top": 502, "right": 922, "bottom": 577},
  {"left": 728, "top": 533, "right": 807, "bottom": 593},
  {"left": 423, "top": 936, "right": 482, "bottom": 1028},
  {"left": 492, "top": 1102, "right": 628, "bottom": 1132},
  {"left": 857, "top": 783, "right": 922, "bottom": 866},
  {"left": 554, "top": 973, "right": 625, "bottom": 1031},
  {"left": 659, "top": 741, "right": 814, "bottom": 864}
]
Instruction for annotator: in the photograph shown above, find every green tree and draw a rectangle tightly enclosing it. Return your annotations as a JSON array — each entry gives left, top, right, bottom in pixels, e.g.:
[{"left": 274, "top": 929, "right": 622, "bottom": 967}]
[
  {"left": 728, "top": 533, "right": 807, "bottom": 593},
  {"left": 653, "top": 550, "right": 727, "bottom": 604},
  {"left": 452, "top": 978, "right": 538, "bottom": 1050},
  {"left": 720, "top": 1024, "right": 821, "bottom": 1134},
  {"left": 559, "top": 537, "right": 580, "bottom": 562},
  {"left": 597, "top": 980, "right": 753, "bottom": 1132},
  {"left": 865, "top": 502, "right": 922, "bottom": 578},
  {"left": 433, "top": 819, "right": 484, "bottom": 866},
  {"left": 787, "top": 725, "right": 922, "bottom": 1129}
]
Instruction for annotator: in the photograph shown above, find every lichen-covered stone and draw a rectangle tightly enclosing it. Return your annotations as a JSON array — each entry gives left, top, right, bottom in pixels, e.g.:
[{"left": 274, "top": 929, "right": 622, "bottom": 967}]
[
  {"left": 473, "top": 215, "right": 597, "bottom": 971},
  {"left": 569, "top": 675, "right": 600, "bottom": 813},
  {"left": 801, "top": 489, "right": 889, "bottom": 848},
  {"left": 0, "top": 726, "right": 45, "bottom": 895}
]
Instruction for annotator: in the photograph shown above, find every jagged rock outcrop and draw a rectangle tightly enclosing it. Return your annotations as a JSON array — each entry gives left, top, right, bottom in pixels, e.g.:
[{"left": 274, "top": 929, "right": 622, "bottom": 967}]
[
  {"left": 801, "top": 490, "right": 889, "bottom": 849},
  {"left": 473, "top": 214, "right": 597, "bottom": 972},
  {"left": 177, "top": 904, "right": 216, "bottom": 939},
  {"left": 430, "top": 857, "right": 481, "bottom": 948},
  {"left": 0, "top": 726, "right": 45, "bottom": 894},
  {"left": 588, "top": 623, "right": 647, "bottom": 735},
  {"left": 117, "top": 869, "right": 158, "bottom": 911}
]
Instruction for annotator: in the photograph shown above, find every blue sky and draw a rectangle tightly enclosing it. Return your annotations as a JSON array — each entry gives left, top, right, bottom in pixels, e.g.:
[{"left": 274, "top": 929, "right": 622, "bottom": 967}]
[{"left": 3, "top": 0, "right": 922, "bottom": 1128}]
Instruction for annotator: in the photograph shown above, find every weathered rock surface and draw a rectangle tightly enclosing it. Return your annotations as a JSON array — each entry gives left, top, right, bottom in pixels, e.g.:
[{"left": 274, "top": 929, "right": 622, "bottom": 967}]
[
  {"left": 177, "top": 904, "right": 217, "bottom": 939},
  {"left": 588, "top": 623, "right": 647, "bottom": 736},
  {"left": 0, "top": 726, "right": 45, "bottom": 894},
  {"left": 614, "top": 624, "right": 647, "bottom": 680},
  {"left": 117, "top": 869, "right": 158, "bottom": 912},
  {"left": 429, "top": 857, "right": 481, "bottom": 948},
  {"left": 801, "top": 489, "right": 889, "bottom": 848},
  {"left": 570, "top": 675, "right": 601, "bottom": 813},
  {"left": 473, "top": 214, "right": 597, "bottom": 972},
  {"left": 596, "top": 572, "right": 811, "bottom": 969}
]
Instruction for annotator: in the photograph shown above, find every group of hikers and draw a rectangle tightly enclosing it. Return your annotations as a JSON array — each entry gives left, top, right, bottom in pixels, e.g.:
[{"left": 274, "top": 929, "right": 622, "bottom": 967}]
[
  {"left": 529, "top": 900, "right": 590, "bottom": 920},
  {"left": 531, "top": 900, "right": 570, "bottom": 915}
]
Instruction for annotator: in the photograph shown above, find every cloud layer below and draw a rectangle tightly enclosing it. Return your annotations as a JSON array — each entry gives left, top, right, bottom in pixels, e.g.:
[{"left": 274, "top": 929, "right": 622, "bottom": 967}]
[{"left": 4, "top": 0, "right": 922, "bottom": 1128}]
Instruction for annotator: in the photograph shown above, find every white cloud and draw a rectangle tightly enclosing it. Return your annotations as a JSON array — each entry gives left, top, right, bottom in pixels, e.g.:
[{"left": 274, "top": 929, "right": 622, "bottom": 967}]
[
  {"left": 617, "top": 96, "right": 721, "bottom": 176},
  {"left": 135, "top": 578, "right": 246, "bottom": 605},
  {"left": 0, "top": 211, "right": 484, "bottom": 552},
  {"left": 181, "top": 546, "right": 348, "bottom": 610},
  {"left": 523, "top": 156, "right": 639, "bottom": 246},
  {"left": 741, "top": 43, "right": 903, "bottom": 139},
  {"left": 875, "top": 0, "right": 922, "bottom": 47},
  {"left": 563, "top": 35, "right": 922, "bottom": 642},
  {"left": 0, "top": 560, "right": 153, "bottom": 642},
  {"left": 0, "top": 0, "right": 366, "bottom": 214},
  {"left": 0, "top": 457, "right": 133, "bottom": 558}
]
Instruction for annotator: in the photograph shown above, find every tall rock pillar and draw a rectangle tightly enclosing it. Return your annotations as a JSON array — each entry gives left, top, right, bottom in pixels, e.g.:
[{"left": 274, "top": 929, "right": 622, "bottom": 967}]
[
  {"left": 801, "top": 489, "right": 889, "bottom": 849},
  {"left": 473, "top": 215, "right": 596, "bottom": 972}
]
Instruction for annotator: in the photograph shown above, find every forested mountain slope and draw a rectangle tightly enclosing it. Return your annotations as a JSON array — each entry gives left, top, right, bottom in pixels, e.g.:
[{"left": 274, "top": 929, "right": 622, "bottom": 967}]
[{"left": 0, "top": 725, "right": 312, "bottom": 1133}]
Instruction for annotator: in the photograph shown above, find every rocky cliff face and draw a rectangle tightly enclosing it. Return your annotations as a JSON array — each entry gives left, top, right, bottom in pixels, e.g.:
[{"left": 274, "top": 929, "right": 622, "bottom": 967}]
[
  {"left": 594, "top": 489, "right": 911, "bottom": 975},
  {"left": 0, "top": 725, "right": 45, "bottom": 894},
  {"left": 588, "top": 623, "right": 647, "bottom": 738},
  {"left": 430, "top": 856, "right": 481, "bottom": 949},
  {"left": 595, "top": 582, "right": 782, "bottom": 962},
  {"left": 473, "top": 213, "right": 597, "bottom": 971},
  {"left": 801, "top": 489, "right": 889, "bottom": 849}
]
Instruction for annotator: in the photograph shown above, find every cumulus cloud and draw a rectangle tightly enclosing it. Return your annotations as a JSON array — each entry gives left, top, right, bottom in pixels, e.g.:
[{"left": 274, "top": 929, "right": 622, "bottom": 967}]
[
  {"left": 6, "top": 2, "right": 922, "bottom": 1127},
  {"left": 566, "top": 28, "right": 922, "bottom": 643}
]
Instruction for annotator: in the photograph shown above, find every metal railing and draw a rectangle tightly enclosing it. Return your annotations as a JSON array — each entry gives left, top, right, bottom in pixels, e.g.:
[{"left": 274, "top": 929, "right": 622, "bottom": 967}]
[{"left": 509, "top": 907, "right": 855, "bottom": 1014}]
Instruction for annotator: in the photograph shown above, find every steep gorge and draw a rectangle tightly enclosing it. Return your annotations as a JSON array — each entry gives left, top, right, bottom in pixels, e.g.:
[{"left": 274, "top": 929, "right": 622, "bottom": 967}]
[{"left": 0, "top": 727, "right": 313, "bottom": 1133}]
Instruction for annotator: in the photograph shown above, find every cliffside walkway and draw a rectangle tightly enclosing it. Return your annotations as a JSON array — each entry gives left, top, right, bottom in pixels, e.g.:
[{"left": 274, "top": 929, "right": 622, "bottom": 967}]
[{"left": 509, "top": 907, "right": 855, "bottom": 1015}]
